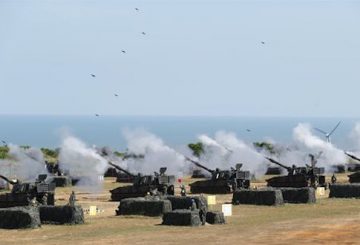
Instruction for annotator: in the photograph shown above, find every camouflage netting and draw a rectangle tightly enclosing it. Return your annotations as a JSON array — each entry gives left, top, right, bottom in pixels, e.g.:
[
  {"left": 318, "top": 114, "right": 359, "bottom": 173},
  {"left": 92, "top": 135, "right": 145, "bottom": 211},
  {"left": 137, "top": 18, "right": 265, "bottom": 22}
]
[
  {"left": 0, "top": 206, "right": 41, "bottom": 229},
  {"left": 166, "top": 196, "right": 208, "bottom": 211},
  {"left": 50, "top": 176, "right": 72, "bottom": 187},
  {"left": 329, "top": 184, "right": 360, "bottom": 198},
  {"left": 232, "top": 189, "right": 284, "bottom": 206},
  {"left": 279, "top": 187, "right": 316, "bottom": 204},
  {"left": 162, "top": 209, "right": 201, "bottom": 226},
  {"left": 117, "top": 197, "right": 172, "bottom": 217},
  {"left": 39, "top": 205, "right": 84, "bottom": 225},
  {"left": 206, "top": 211, "right": 225, "bottom": 225}
]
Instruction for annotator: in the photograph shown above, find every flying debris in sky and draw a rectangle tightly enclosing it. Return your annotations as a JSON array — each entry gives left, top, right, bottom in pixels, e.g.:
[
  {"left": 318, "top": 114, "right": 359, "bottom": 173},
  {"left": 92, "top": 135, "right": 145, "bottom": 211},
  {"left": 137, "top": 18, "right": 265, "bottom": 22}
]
[
  {"left": 246, "top": 129, "right": 251, "bottom": 132},
  {"left": 121, "top": 50, "right": 126, "bottom": 54},
  {"left": 261, "top": 41, "right": 265, "bottom": 45},
  {"left": 90, "top": 74, "right": 96, "bottom": 78},
  {"left": 114, "top": 94, "right": 119, "bottom": 97},
  {"left": 141, "top": 32, "right": 146, "bottom": 35},
  {"left": 135, "top": 8, "right": 139, "bottom": 11},
  {"left": 95, "top": 114, "right": 100, "bottom": 117}
]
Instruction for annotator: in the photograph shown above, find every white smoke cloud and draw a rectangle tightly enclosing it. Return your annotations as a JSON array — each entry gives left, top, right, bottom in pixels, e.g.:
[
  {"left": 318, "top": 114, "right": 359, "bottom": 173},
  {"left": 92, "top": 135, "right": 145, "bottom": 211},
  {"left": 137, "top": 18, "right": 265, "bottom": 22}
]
[
  {"left": 58, "top": 135, "right": 108, "bottom": 189},
  {"left": 122, "top": 129, "right": 186, "bottom": 177},
  {"left": 350, "top": 122, "right": 360, "bottom": 152},
  {"left": 198, "top": 131, "right": 267, "bottom": 176},
  {"left": 198, "top": 135, "right": 229, "bottom": 155},
  {"left": 95, "top": 146, "right": 128, "bottom": 169},
  {"left": 293, "top": 123, "right": 346, "bottom": 168},
  {"left": 5, "top": 144, "right": 46, "bottom": 180},
  {"left": 197, "top": 134, "right": 231, "bottom": 171}
]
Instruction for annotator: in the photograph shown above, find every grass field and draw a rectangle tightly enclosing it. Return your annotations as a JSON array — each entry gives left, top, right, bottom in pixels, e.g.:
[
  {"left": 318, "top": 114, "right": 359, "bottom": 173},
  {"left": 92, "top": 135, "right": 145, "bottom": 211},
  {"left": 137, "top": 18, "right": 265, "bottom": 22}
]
[{"left": 1, "top": 175, "right": 360, "bottom": 244}]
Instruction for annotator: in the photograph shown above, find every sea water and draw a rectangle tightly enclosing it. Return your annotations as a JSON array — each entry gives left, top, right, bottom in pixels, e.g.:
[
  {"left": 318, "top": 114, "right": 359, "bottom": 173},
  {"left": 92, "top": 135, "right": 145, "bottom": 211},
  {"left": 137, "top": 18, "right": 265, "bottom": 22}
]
[{"left": 0, "top": 115, "right": 358, "bottom": 150}]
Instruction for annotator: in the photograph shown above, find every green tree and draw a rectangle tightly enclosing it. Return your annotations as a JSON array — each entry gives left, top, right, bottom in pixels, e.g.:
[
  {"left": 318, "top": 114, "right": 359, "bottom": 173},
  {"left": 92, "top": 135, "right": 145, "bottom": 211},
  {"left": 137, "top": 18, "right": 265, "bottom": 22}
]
[
  {"left": 253, "top": 141, "right": 276, "bottom": 155},
  {"left": 188, "top": 142, "right": 204, "bottom": 157},
  {"left": 0, "top": 146, "right": 9, "bottom": 159}
]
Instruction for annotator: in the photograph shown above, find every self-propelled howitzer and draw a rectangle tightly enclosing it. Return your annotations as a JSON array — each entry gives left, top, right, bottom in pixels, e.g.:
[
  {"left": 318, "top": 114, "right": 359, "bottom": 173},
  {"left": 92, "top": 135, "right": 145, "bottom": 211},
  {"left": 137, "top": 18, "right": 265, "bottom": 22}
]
[
  {"left": 0, "top": 174, "right": 55, "bottom": 208},
  {"left": 186, "top": 157, "right": 251, "bottom": 194},
  {"left": 344, "top": 152, "right": 360, "bottom": 183},
  {"left": 108, "top": 161, "right": 136, "bottom": 183},
  {"left": 109, "top": 162, "right": 175, "bottom": 201},
  {"left": 265, "top": 157, "right": 326, "bottom": 188}
]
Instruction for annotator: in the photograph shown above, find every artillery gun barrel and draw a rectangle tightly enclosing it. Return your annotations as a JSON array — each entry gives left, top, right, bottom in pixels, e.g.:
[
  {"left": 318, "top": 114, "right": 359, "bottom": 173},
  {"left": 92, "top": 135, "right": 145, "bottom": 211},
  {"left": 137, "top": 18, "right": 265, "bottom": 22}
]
[
  {"left": 0, "top": 175, "right": 18, "bottom": 185},
  {"left": 108, "top": 161, "right": 136, "bottom": 178},
  {"left": 265, "top": 157, "right": 292, "bottom": 172},
  {"left": 184, "top": 156, "right": 214, "bottom": 174},
  {"left": 345, "top": 152, "right": 360, "bottom": 163}
]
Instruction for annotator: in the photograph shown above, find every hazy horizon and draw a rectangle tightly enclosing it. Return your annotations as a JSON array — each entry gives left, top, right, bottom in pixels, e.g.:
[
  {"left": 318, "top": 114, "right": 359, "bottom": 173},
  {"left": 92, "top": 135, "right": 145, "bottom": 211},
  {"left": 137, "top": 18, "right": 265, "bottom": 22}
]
[{"left": 0, "top": 115, "right": 355, "bottom": 150}]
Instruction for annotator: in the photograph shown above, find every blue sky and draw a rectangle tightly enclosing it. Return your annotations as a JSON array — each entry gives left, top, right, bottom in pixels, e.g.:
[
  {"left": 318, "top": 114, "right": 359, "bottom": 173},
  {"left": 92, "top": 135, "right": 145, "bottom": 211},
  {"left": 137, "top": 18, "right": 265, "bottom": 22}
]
[{"left": 1, "top": 0, "right": 360, "bottom": 117}]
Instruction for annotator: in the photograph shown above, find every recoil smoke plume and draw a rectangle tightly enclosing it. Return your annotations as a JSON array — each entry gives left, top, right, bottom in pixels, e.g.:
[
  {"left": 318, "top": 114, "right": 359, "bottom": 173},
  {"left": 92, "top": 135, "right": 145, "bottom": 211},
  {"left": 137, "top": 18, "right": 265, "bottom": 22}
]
[
  {"left": 122, "top": 129, "right": 186, "bottom": 177},
  {"left": 293, "top": 123, "right": 346, "bottom": 169},
  {"left": 198, "top": 131, "right": 266, "bottom": 176},
  {"left": 59, "top": 135, "right": 108, "bottom": 189},
  {"left": 3, "top": 144, "right": 47, "bottom": 180}
]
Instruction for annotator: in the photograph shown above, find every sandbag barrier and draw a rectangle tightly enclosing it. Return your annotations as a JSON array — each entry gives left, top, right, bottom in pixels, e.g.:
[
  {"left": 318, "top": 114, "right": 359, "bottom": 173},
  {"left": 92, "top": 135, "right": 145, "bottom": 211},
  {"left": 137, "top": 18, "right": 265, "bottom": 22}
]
[
  {"left": 329, "top": 184, "right": 360, "bottom": 198},
  {"left": 206, "top": 211, "right": 225, "bottom": 225},
  {"left": 166, "top": 195, "right": 208, "bottom": 211},
  {"left": 116, "top": 197, "right": 172, "bottom": 217},
  {"left": 279, "top": 187, "right": 316, "bottom": 204},
  {"left": 39, "top": 205, "right": 84, "bottom": 225},
  {"left": 232, "top": 189, "right": 284, "bottom": 206},
  {"left": 0, "top": 206, "right": 41, "bottom": 229},
  {"left": 162, "top": 209, "right": 202, "bottom": 226}
]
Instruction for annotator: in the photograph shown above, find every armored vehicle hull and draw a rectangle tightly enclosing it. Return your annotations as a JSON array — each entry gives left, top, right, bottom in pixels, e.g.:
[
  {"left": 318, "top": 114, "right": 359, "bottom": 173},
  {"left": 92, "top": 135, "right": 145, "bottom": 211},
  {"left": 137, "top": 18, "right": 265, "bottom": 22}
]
[
  {"left": 110, "top": 185, "right": 153, "bottom": 201},
  {"left": 191, "top": 169, "right": 206, "bottom": 178},
  {"left": 116, "top": 173, "right": 134, "bottom": 183},
  {"left": 108, "top": 162, "right": 176, "bottom": 201},
  {"left": 110, "top": 184, "right": 175, "bottom": 201},
  {"left": 190, "top": 180, "right": 232, "bottom": 194},
  {"left": 48, "top": 176, "right": 72, "bottom": 187},
  {"left": 267, "top": 175, "right": 309, "bottom": 188},
  {"left": 344, "top": 153, "right": 360, "bottom": 183},
  {"left": 185, "top": 157, "right": 251, "bottom": 194},
  {"left": 265, "top": 166, "right": 282, "bottom": 175},
  {"left": 104, "top": 167, "right": 118, "bottom": 177},
  {"left": 190, "top": 176, "right": 250, "bottom": 194},
  {"left": 266, "top": 174, "right": 326, "bottom": 188},
  {"left": 265, "top": 157, "right": 326, "bottom": 189},
  {"left": 0, "top": 174, "right": 56, "bottom": 208},
  {"left": 347, "top": 163, "right": 360, "bottom": 172},
  {"left": 348, "top": 172, "right": 360, "bottom": 183},
  {"left": 0, "top": 192, "right": 55, "bottom": 208}
]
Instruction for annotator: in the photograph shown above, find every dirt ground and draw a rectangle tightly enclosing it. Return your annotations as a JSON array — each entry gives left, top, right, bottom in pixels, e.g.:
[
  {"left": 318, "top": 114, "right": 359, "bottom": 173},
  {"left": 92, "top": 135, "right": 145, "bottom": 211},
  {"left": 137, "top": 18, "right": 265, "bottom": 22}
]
[{"left": 1, "top": 175, "right": 360, "bottom": 245}]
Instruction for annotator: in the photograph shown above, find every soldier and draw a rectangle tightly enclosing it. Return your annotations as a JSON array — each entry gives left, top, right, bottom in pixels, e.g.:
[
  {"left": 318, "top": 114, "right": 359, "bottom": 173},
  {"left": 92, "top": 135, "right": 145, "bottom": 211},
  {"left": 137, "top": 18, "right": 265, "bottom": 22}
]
[
  {"left": 191, "top": 198, "right": 197, "bottom": 210},
  {"left": 69, "top": 191, "right": 76, "bottom": 206},
  {"left": 180, "top": 184, "right": 186, "bottom": 196},
  {"left": 331, "top": 174, "right": 337, "bottom": 184},
  {"left": 29, "top": 196, "right": 37, "bottom": 206},
  {"left": 198, "top": 196, "right": 207, "bottom": 225},
  {"left": 215, "top": 168, "right": 220, "bottom": 180}
]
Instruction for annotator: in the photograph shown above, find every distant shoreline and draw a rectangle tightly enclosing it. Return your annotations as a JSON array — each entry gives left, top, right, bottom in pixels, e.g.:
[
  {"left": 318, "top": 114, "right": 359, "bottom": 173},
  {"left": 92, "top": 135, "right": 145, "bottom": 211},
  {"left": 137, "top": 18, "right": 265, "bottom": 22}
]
[{"left": 0, "top": 115, "right": 357, "bottom": 150}]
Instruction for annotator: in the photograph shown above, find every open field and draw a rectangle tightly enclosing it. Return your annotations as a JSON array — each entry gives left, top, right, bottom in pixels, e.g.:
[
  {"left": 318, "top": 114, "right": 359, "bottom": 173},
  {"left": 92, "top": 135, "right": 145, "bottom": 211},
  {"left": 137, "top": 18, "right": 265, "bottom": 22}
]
[{"left": 1, "top": 175, "right": 360, "bottom": 244}]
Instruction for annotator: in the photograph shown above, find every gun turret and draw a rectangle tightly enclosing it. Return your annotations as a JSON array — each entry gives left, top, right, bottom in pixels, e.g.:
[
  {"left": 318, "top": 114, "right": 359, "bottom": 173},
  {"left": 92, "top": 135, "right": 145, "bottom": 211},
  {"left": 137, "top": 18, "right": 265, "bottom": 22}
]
[
  {"left": 0, "top": 175, "right": 19, "bottom": 185},
  {"left": 265, "top": 157, "right": 292, "bottom": 173},
  {"left": 345, "top": 152, "right": 360, "bottom": 162},
  {"left": 108, "top": 161, "right": 136, "bottom": 178},
  {"left": 184, "top": 156, "right": 214, "bottom": 174}
]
